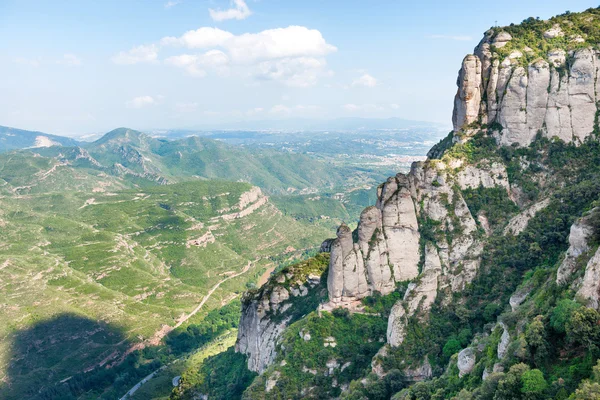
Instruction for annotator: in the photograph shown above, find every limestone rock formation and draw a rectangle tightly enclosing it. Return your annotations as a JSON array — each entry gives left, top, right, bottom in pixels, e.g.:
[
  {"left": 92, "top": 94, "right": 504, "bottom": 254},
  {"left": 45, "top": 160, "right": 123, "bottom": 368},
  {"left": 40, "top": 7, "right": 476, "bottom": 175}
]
[
  {"left": 497, "top": 323, "right": 510, "bottom": 360},
  {"left": 556, "top": 215, "right": 594, "bottom": 284},
  {"left": 236, "top": 257, "right": 327, "bottom": 373},
  {"left": 576, "top": 247, "right": 600, "bottom": 309},
  {"left": 504, "top": 198, "right": 550, "bottom": 236},
  {"left": 453, "top": 29, "right": 600, "bottom": 147},
  {"left": 457, "top": 347, "right": 477, "bottom": 377},
  {"left": 327, "top": 175, "right": 420, "bottom": 306}
]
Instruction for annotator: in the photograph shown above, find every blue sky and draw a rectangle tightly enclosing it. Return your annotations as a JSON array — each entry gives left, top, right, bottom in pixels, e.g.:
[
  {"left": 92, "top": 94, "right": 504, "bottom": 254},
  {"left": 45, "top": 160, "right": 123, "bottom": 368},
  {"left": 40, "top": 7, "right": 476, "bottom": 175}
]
[{"left": 0, "top": 0, "right": 597, "bottom": 136}]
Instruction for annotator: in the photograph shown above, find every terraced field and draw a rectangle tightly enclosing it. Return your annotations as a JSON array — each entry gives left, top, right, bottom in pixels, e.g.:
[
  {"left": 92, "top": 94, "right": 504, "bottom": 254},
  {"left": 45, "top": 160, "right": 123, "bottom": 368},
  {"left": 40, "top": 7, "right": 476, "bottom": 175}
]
[{"left": 0, "top": 180, "right": 332, "bottom": 397}]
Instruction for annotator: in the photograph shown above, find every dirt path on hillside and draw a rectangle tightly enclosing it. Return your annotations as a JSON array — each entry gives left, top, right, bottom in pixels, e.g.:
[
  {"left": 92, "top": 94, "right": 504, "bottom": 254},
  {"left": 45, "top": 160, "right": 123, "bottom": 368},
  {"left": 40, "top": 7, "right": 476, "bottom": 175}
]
[{"left": 116, "top": 260, "right": 254, "bottom": 399}]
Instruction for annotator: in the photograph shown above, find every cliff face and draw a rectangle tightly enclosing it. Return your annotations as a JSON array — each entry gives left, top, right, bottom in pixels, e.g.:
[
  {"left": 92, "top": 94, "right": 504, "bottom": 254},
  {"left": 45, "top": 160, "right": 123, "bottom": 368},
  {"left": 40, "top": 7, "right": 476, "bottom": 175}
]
[
  {"left": 454, "top": 25, "right": 599, "bottom": 146},
  {"left": 325, "top": 16, "right": 600, "bottom": 355},
  {"left": 229, "top": 10, "right": 600, "bottom": 397},
  {"left": 235, "top": 254, "right": 328, "bottom": 373}
]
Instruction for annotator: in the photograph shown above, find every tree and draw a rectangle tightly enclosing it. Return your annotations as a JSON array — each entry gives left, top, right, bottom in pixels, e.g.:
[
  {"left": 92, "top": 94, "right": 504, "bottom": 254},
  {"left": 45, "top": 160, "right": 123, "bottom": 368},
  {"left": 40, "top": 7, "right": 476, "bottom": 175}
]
[
  {"left": 495, "top": 363, "right": 530, "bottom": 400},
  {"left": 521, "top": 369, "right": 547, "bottom": 399},
  {"left": 567, "top": 307, "right": 600, "bottom": 350},
  {"left": 569, "top": 381, "right": 600, "bottom": 399},
  {"left": 525, "top": 316, "right": 548, "bottom": 366},
  {"left": 551, "top": 300, "right": 580, "bottom": 334},
  {"left": 443, "top": 338, "right": 462, "bottom": 357}
]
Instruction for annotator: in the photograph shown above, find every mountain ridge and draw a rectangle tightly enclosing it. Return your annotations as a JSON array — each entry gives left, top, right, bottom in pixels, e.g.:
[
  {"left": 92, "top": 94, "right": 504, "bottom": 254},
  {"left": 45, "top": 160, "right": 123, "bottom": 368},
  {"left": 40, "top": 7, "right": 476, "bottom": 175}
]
[{"left": 169, "top": 7, "right": 600, "bottom": 400}]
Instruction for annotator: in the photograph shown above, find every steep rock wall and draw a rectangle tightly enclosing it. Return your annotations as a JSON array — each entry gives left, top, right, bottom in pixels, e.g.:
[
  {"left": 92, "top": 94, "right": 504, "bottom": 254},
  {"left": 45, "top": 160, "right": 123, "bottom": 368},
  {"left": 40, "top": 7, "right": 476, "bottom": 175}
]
[
  {"left": 453, "top": 26, "right": 600, "bottom": 146},
  {"left": 235, "top": 255, "right": 327, "bottom": 373}
]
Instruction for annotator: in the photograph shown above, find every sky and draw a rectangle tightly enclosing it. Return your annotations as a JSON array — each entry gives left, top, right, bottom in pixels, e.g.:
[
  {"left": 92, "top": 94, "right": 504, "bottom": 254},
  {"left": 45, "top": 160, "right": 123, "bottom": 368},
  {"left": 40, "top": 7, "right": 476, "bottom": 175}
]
[{"left": 0, "top": 0, "right": 598, "bottom": 137}]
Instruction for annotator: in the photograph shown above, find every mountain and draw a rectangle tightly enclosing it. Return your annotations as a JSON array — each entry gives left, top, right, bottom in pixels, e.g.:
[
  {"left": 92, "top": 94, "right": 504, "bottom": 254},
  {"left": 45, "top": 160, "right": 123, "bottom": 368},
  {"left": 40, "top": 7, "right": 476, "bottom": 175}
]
[
  {"left": 0, "top": 125, "right": 79, "bottom": 152},
  {"left": 0, "top": 127, "right": 386, "bottom": 398},
  {"left": 83, "top": 127, "right": 378, "bottom": 193},
  {"left": 0, "top": 179, "right": 338, "bottom": 400},
  {"left": 167, "top": 8, "right": 600, "bottom": 400}
]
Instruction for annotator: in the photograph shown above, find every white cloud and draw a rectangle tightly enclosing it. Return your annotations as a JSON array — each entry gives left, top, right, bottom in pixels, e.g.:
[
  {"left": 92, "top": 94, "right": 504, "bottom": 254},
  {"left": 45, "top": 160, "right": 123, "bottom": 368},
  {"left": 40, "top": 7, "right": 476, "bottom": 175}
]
[
  {"left": 269, "top": 104, "right": 320, "bottom": 116},
  {"left": 246, "top": 107, "right": 264, "bottom": 116},
  {"left": 209, "top": 0, "right": 252, "bottom": 22},
  {"left": 352, "top": 73, "right": 377, "bottom": 88},
  {"left": 126, "top": 95, "right": 158, "bottom": 109},
  {"left": 160, "top": 27, "right": 233, "bottom": 48},
  {"left": 58, "top": 53, "right": 82, "bottom": 67},
  {"left": 112, "top": 44, "right": 158, "bottom": 65},
  {"left": 115, "top": 25, "right": 336, "bottom": 86},
  {"left": 390, "top": 103, "right": 400, "bottom": 109},
  {"left": 159, "top": 25, "right": 336, "bottom": 64},
  {"left": 269, "top": 104, "right": 291, "bottom": 115},
  {"left": 164, "top": 1, "right": 181, "bottom": 9},
  {"left": 427, "top": 34, "right": 473, "bottom": 41},
  {"left": 165, "top": 50, "right": 229, "bottom": 77},
  {"left": 254, "top": 57, "right": 330, "bottom": 87},
  {"left": 226, "top": 26, "right": 336, "bottom": 64}
]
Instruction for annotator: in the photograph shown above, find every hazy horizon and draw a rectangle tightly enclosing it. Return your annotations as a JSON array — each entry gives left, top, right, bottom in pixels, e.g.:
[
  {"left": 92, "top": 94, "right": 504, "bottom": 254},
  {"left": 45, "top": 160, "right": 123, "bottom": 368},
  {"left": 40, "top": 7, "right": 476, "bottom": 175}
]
[{"left": 1, "top": 0, "right": 598, "bottom": 136}]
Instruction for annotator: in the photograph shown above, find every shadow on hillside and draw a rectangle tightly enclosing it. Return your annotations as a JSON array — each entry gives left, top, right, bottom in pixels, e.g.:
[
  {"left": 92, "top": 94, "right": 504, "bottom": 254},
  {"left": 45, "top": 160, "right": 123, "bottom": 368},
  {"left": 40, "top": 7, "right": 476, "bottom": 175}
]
[{"left": 0, "top": 313, "right": 130, "bottom": 400}]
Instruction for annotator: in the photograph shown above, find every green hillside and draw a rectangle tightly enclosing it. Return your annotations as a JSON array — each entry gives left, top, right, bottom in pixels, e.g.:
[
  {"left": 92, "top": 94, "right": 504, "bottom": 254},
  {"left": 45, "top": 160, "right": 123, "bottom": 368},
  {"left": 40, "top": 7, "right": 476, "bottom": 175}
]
[
  {"left": 0, "top": 178, "right": 333, "bottom": 399},
  {"left": 84, "top": 128, "right": 380, "bottom": 194}
]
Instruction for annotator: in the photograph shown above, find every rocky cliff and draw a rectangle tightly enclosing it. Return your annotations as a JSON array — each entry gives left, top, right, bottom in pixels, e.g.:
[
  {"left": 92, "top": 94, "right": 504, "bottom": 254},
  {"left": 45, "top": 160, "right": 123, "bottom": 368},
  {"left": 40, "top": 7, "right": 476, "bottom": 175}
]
[
  {"left": 326, "top": 11, "right": 600, "bottom": 355},
  {"left": 235, "top": 254, "right": 328, "bottom": 373},
  {"left": 221, "top": 9, "right": 600, "bottom": 400},
  {"left": 454, "top": 23, "right": 600, "bottom": 147}
]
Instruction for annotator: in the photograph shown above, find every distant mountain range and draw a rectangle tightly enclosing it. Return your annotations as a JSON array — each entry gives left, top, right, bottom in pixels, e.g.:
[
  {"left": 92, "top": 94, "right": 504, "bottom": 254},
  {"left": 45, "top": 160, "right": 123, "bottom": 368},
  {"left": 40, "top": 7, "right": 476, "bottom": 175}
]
[
  {"left": 0, "top": 125, "right": 80, "bottom": 152},
  {"left": 148, "top": 117, "right": 446, "bottom": 137},
  {"left": 0, "top": 125, "right": 387, "bottom": 194}
]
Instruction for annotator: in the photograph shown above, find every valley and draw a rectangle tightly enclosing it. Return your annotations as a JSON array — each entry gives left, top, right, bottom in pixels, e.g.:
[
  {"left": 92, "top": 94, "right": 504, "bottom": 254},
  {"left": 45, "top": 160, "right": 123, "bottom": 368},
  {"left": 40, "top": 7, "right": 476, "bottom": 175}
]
[
  {"left": 6, "top": 3, "right": 600, "bottom": 400},
  {"left": 0, "top": 123, "right": 442, "bottom": 399}
]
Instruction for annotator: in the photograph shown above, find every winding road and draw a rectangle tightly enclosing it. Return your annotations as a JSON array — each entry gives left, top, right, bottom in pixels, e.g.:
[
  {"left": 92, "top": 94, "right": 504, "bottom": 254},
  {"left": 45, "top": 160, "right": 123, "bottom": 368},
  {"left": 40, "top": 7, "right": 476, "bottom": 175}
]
[{"left": 118, "top": 260, "right": 254, "bottom": 400}]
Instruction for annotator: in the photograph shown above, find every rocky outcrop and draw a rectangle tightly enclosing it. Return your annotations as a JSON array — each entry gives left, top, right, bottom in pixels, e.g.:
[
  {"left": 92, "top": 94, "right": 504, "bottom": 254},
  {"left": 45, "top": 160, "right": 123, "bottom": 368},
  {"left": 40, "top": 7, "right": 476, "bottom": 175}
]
[
  {"left": 504, "top": 198, "right": 550, "bottom": 236},
  {"left": 457, "top": 347, "right": 476, "bottom": 377},
  {"left": 576, "top": 247, "right": 600, "bottom": 309},
  {"left": 497, "top": 323, "right": 510, "bottom": 360},
  {"left": 236, "top": 255, "right": 328, "bottom": 373},
  {"left": 509, "top": 285, "right": 531, "bottom": 311},
  {"left": 326, "top": 157, "right": 490, "bottom": 311},
  {"left": 453, "top": 27, "right": 600, "bottom": 147},
  {"left": 554, "top": 209, "right": 600, "bottom": 307},
  {"left": 556, "top": 214, "right": 594, "bottom": 284},
  {"left": 327, "top": 175, "right": 420, "bottom": 305},
  {"left": 387, "top": 244, "right": 441, "bottom": 347}
]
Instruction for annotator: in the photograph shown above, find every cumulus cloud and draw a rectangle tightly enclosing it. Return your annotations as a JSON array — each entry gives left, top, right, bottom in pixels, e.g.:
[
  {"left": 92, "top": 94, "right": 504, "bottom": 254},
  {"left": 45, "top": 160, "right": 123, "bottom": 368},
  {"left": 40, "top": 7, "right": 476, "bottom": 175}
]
[
  {"left": 254, "top": 57, "right": 330, "bottom": 87},
  {"left": 126, "top": 95, "right": 158, "bottom": 109},
  {"left": 58, "top": 53, "right": 82, "bottom": 66},
  {"left": 352, "top": 73, "right": 377, "bottom": 88},
  {"left": 390, "top": 103, "right": 400, "bottom": 109},
  {"left": 114, "top": 25, "right": 336, "bottom": 86},
  {"left": 160, "top": 27, "right": 234, "bottom": 48},
  {"left": 112, "top": 45, "right": 158, "bottom": 65},
  {"left": 159, "top": 25, "right": 335, "bottom": 63},
  {"left": 427, "top": 34, "right": 473, "bottom": 41},
  {"left": 226, "top": 26, "right": 336, "bottom": 63},
  {"left": 165, "top": 50, "right": 229, "bottom": 77},
  {"left": 209, "top": 0, "right": 252, "bottom": 22}
]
